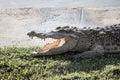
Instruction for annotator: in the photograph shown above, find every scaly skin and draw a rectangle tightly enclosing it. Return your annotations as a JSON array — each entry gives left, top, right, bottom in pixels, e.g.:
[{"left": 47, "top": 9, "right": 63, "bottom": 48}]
[{"left": 27, "top": 24, "right": 120, "bottom": 59}]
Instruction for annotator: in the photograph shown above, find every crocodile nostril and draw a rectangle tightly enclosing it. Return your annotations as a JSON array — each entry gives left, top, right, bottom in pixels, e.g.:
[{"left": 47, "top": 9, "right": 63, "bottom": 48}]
[{"left": 31, "top": 31, "right": 35, "bottom": 34}]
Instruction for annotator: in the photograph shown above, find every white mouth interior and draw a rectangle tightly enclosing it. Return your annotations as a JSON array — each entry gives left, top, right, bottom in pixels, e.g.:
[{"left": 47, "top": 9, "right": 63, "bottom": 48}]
[{"left": 38, "top": 38, "right": 65, "bottom": 53}]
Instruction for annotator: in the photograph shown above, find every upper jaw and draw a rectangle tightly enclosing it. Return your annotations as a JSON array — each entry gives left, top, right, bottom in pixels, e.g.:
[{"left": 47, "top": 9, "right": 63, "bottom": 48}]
[
  {"left": 27, "top": 31, "right": 64, "bottom": 39},
  {"left": 27, "top": 31, "right": 79, "bottom": 39}
]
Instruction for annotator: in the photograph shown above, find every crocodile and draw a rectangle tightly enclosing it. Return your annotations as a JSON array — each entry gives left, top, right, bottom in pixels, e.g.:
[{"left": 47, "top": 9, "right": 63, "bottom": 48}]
[{"left": 27, "top": 24, "right": 120, "bottom": 59}]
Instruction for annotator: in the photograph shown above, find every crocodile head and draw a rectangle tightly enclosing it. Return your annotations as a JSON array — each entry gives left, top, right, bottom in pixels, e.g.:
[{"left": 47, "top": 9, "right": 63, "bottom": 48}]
[{"left": 27, "top": 26, "right": 89, "bottom": 57}]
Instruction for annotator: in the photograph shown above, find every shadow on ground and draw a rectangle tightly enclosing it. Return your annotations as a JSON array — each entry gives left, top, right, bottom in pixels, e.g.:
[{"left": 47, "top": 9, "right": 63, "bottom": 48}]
[{"left": 30, "top": 52, "right": 119, "bottom": 74}]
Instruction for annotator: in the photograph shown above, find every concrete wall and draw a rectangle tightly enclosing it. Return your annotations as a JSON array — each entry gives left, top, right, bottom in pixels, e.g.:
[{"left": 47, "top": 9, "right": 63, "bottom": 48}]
[{"left": 0, "top": 7, "right": 120, "bottom": 47}]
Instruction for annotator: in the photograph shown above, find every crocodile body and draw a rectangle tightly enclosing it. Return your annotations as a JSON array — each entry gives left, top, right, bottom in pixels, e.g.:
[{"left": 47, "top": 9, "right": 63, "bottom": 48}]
[{"left": 27, "top": 24, "right": 120, "bottom": 59}]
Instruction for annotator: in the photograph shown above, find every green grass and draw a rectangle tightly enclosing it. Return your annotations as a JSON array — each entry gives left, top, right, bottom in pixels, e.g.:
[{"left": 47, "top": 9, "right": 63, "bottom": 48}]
[{"left": 0, "top": 47, "right": 120, "bottom": 80}]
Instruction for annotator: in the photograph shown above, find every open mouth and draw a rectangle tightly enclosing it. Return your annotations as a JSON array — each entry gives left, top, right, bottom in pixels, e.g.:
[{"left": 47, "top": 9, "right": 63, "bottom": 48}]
[{"left": 37, "top": 38, "right": 66, "bottom": 53}]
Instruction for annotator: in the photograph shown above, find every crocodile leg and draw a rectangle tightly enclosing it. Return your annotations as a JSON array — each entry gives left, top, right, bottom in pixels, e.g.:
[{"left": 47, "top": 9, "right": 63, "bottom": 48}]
[{"left": 68, "top": 44, "right": 104, "bottom": 59}]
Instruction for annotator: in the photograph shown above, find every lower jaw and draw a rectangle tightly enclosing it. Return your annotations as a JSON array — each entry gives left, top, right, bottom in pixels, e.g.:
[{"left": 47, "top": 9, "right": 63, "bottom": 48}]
[{"left": 36, "top": 38, "right": 66, "bottom": 53}]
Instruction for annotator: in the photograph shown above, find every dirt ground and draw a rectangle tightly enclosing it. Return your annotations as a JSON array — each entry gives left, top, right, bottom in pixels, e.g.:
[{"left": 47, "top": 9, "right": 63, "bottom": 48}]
[{"left": 0, "top": 7, "right": 120, "bottom": 47}]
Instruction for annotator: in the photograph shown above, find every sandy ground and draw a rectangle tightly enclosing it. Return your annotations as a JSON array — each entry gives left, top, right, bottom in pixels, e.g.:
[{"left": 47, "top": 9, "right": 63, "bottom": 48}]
[
  {"left": 0, "top": 8, "right": 54, "bottom": 47},
  {"left": 0, "top": 7, "right": 120, "bottom": 47}
]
